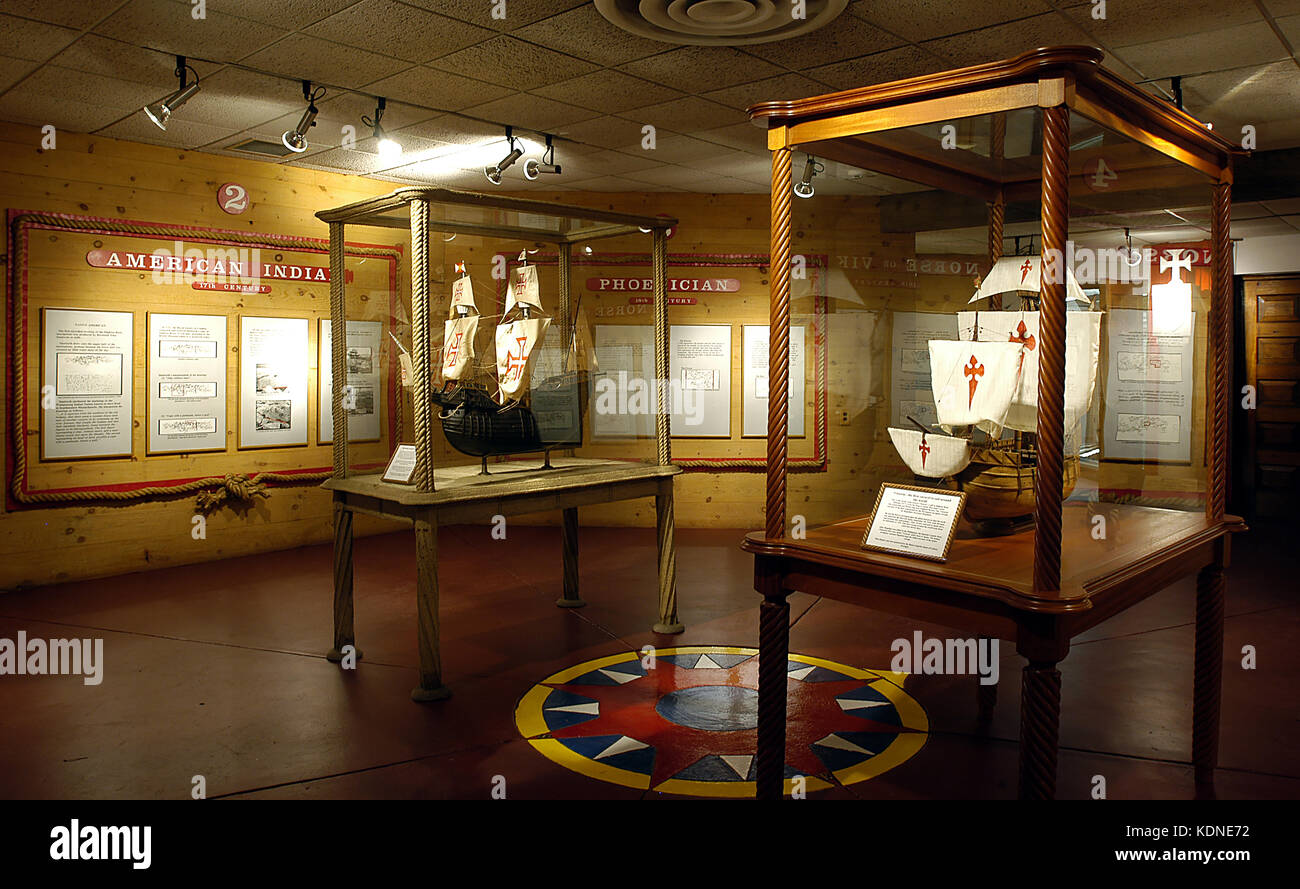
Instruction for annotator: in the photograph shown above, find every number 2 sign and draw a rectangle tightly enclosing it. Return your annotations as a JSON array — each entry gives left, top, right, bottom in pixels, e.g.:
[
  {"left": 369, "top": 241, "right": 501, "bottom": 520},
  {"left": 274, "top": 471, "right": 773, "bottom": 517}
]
[{"left": 217, "top": 182, "right": 250, "bottom": 215}]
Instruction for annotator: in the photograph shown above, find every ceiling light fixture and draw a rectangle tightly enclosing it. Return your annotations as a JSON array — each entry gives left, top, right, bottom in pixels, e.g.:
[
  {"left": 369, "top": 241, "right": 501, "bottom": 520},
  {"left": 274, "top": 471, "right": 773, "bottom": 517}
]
[
  {"left": 485, "top": 126, "right": 523, "bottom": 185},
  {"left": 283, "top": 80, "right": 325, "bottom": 154},
  {"left": 794, "top": 154, "right": 823, "bottom": 199},
  {"left": 523, "top": 134, "right": 562, "bottom": 180},
  {"left": 143, "top": 55, "right": 201, "bottom": 131},
  {"left": 362, "top": 96, "right": 401, "bottom": 161}
]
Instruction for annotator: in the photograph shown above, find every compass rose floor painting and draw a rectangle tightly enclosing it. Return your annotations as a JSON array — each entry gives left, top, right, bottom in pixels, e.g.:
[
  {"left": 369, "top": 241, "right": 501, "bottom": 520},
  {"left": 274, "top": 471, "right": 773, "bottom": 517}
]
[{"left": 515, "top": 646, "right": 928, "bottom": 797}]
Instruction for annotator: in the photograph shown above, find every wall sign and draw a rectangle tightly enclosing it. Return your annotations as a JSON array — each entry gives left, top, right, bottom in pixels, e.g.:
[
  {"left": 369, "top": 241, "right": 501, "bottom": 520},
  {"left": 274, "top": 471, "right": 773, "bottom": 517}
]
[
  {"left": 318, "top": 319, "right": 383, "bottom": 444},
  {"left": 670, "top": 324, "right": 731, "bottom": 438},
  {"left": 1103, "top": 308, "right": 1196, "bottom": 463},
  {"left": 85, "top": 249, "right": 350, "bottom": 283},
  {"left": 742, "top": 325, "right": 806, "bottom": 438},
  {"left": 40, "top": 308, "right": 134, "bottom": 460},
  {"left": 238, "top": 316, "right": 309, "bottom": 449},
  {"left": 147, "top": 312, "right": 228, "bottom": 454},
  {"left": 585, "top": 277, "right": 738, "bottom": 293},
  {"left": 217, "top": 182, "right": 250, "bottom": 215}
]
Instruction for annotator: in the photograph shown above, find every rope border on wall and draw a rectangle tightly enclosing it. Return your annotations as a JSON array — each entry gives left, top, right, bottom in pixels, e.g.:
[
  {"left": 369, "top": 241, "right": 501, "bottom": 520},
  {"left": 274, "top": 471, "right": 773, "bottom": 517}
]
[{"left": 7, "top": 210, "right": 401, "bottom": 507}]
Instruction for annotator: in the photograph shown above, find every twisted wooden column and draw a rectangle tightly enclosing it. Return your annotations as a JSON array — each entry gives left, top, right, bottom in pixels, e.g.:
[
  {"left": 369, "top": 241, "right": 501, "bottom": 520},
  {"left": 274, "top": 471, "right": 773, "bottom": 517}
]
[
  {"left": 756, "top": 588, "right": 790, "bottom": 799},
  {"left": 1033, "top": 105, "right": 1069, "bottom": 593},
  {"left": 652, "top": 229, "right": 671, "bottom": 466},
  {"left": 558, "top": 243, "right": 572, "bottom": 366},
  {"left": 409, "top": 199, "right": 434, "bottom": 492},
  {"left": 558, "top": 507, "right": 584, "bottom": 608},
  {"left": 327, "top": 222, "right": 356, "bottom": 663},
  {"left": 1208, "top": 181, "right": 1232, "bottom": 523},
  {"left": 1018, "top": 661, "right": 1061, "bottom": 799},
  {"left": 766, "top": 146, "right": 793, "bottom": 539},
  {"left": 988, "top": 193, "right": 1005, "bottom": 310},
  {"left": 1193, "top": 553, "right": 1226, "bottom": 784},
  {"left": 411, "top": 516, "right": 451, "bottom": 702}
]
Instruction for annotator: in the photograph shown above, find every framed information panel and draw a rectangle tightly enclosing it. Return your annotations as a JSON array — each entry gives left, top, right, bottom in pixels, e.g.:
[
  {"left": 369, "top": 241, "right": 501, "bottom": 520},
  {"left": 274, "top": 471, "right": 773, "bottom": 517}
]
[
  {"left": 670, "top": 324, "right": 731, "bottom": 438},
  {"left": 147, "top": 312, "right": 227, "bottom": 454},
  {"left": 1103, "top": 308, "right": 1196, "bottom": 463},
  {"left": 238, "top": 316, "right": 309, "bottom": 449},
  {"left": 742, "top": 324, "right": 805, "bottom": 438},
  {"left": 318, "top": 319, "right": 383, "bottom": 444},
  {"left": 860, "top": 483, "right": 966, "bottom": 562},
  {"left": 40, "top": 307, "right": 134, "bottom": 460},
  {"left": 592, "top": 324, "right": 655, "bottom": 439}
]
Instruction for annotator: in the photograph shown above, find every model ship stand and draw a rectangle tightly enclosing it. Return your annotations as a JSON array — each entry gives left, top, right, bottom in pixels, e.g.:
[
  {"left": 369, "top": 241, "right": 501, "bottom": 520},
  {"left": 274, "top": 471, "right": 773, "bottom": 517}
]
[
  {"left": 315, "top": 188, "right": 683, "bottom": 704},
  {"left": 744, "top": 47, "right": 1246, "bottom": 800}
]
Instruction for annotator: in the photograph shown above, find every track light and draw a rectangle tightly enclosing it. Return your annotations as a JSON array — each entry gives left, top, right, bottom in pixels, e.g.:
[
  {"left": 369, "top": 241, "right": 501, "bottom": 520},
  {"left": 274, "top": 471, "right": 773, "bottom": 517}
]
[
  {"left": 523, "top": 134, "right": 562, "bottom": 180},
  {"left": 794, "top": 154, "right": 823, "bottom": 199},
  {"left": 143, "top": 56, "right": 200, "bottom": 131},
  {"left": 485, "top": 127, "right": 523, "bottom": 185},
  {"left": 283, "top": 80, "right": 324, "bottom": 153},
  {"left": 362, "top": 96, "right": 401, "bottom": 161}
]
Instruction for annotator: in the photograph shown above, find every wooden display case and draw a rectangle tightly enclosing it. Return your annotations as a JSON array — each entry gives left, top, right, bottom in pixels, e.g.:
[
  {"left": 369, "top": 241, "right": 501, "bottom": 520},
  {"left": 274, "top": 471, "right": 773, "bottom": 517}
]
[{"left": 743, "top": 47, "right": 1246, "bottom": 799}]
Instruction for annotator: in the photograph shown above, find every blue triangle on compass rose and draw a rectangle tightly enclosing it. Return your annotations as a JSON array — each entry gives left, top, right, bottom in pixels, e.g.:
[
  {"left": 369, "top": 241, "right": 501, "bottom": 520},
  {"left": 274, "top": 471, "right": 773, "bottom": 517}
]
[
  {"left": 558, "top": 735, "right": 655, "bottom": 775},
  {"left": 836, "top": 685, "right": 901, "bottom": 727},
  {"left": 566, "top": 661, "right": 646, "bottom": 686},
  {"left": 541, "top": 688, "right": 600, "bottom": 731},
  {"left": 811, "top": 731, "right": 899, "bottom": 772},
  {"left": 787, "top": 663, "right": 852, "bottom": 682},
  {"left": 672, "top": 754, "right": 754, "bottom": 782}
]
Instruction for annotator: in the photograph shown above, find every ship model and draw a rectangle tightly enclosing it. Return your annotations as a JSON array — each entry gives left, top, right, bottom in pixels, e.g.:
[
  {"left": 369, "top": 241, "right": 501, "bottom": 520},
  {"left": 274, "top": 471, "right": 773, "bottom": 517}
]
[
  {"left": 429, "top": 254, "right": 588, "bottom": 472},
  {"left": 887, "top": 254, "right": 1102, "bottom": 530}
]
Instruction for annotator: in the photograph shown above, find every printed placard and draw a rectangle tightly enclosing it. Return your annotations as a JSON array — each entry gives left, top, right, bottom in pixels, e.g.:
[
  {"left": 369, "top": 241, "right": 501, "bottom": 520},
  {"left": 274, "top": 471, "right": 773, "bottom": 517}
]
[
  {"left": 148, "top": 312, "right": 227, "bottom": 454},
  {"left": 860, "top": 483, "right": 967, "bottom": 562},
  {"left": 40, "top": 308, "right": 134, "bottom": 460},
  {"left": 382, "top": 443, "right": 418, "bottom": 484}
]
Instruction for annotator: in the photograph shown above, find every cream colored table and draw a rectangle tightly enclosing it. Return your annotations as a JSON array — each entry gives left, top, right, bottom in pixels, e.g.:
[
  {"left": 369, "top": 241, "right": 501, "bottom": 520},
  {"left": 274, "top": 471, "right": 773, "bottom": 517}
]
[{"left": 322, "top": 458, "right": 684, "bottom": 701}]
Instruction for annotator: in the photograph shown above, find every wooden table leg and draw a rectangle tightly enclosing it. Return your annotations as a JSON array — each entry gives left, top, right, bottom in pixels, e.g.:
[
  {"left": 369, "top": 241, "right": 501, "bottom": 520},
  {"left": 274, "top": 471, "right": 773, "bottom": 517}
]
[
  {"left": 1193, "top": 546, "right": 1226, "bottom": 788},
  {"left": 653, "top": 479, "right": 684, "bottom": 634},
  {"left": 412, "top": 515, "right": 451, "bottom": 703},
  {"left": 556, "top": 506, "right": 585, "bottom": 608},
  {"left": 327, "top": 500, "right": 361, "bottom": 662},
  {"left": 1018, "top": 660, "right": 1062, "bottom": 799},
  {"left": 755, "top": 563, "right": 790, "bottom": 800}
]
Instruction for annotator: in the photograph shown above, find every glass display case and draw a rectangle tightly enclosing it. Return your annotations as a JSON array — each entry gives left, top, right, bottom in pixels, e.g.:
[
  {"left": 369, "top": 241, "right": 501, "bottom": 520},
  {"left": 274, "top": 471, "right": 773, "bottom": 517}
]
[{"left": 742, "top": 47, "right": 1245, "bottom": 799}]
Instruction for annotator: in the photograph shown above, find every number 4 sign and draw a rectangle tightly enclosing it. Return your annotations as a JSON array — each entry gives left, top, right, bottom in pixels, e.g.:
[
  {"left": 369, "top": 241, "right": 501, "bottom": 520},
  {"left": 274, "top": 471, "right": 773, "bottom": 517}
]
[
  {"left": 1082, "top": 157, "right": 1117, "bottom": 192},
  {"left": 217, "top": 182, "right": 250, "bottom": 215}
]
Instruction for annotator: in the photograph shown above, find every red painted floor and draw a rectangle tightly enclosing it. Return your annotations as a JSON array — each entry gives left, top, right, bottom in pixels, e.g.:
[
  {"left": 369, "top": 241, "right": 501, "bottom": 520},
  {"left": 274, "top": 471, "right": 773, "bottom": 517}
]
[{"left": 0, "top": 519, "right": 1295, "bottom": 799}]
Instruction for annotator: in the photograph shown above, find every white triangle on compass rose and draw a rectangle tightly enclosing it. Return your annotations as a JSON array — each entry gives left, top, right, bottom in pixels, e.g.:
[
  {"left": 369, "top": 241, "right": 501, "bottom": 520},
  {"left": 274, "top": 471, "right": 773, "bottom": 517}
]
[
  {"left": 694, "top": 654, "right": 721, "bottom": 669},
  {"left": 595, "top": 735, "right": 649, "bottom": 760},
  {"left": 787, "top": 666, "right": 816, "bottom": 680},
  {"left": 814, "top": 733, "right": 874, "bottom": 755},
  {"left": 720, "top": 755, "right": 752, "bottom": 779},
  {"left": 546, "top": 702, "right": 600, "bottom": 715},
  {"left": 598, "top": 668, "right": 639, "bottom": 684},
  {"left": 838, "top": 698, "right": 890, "bottom": 712}
]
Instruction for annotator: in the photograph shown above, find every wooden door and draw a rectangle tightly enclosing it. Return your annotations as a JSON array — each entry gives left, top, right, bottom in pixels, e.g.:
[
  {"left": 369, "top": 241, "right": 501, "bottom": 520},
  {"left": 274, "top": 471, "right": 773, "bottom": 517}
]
[{"left": 1244, "top": 275, "right": 1300, "bottom": 518}]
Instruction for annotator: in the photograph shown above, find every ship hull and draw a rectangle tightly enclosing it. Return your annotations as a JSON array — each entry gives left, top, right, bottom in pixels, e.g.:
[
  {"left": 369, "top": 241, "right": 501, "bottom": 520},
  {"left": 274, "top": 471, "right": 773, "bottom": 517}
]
[
  {"left": 432, "top": 373, "right": 585, "bottom": 459},
  {"left": 955, "top": 450, "right": 1080, "bottom": 521}
]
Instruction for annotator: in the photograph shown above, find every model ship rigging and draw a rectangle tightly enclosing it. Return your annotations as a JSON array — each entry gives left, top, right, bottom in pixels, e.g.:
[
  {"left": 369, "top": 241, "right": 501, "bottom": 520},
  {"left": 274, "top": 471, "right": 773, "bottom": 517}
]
[
  {"left": 428, "top": 253, "right": 589, "bottom": 472},
  {"left": 887, "top": 254, "right": 1102, "bottom": 529}
]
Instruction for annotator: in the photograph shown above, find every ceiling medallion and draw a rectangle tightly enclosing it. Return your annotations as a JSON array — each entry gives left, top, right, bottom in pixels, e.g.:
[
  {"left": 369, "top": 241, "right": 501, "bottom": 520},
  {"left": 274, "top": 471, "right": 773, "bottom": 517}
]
[{"left": 594, "top": 0, "right": 850, "bottom": 46}]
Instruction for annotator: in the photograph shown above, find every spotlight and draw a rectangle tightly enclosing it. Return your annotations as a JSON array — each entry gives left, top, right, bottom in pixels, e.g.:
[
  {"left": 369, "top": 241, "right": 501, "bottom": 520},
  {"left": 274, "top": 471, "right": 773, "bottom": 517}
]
[
  {"left": 523, "top": 134, "right": 562, "bottom": 180},
  {"left": 794, "top": 154, "right": 823, "bottom": 199},
  {"left": 283, "top": 80, "right": 324, "bottom": 154},
  {"left": 143, "top": 55, "right": 200, "bottom": 131},
  {"left": 362, "top": 96, "right": 401, "bottom": 161},
  {"left": 485, "top": 126, "right": 523, "bottom": 185}
]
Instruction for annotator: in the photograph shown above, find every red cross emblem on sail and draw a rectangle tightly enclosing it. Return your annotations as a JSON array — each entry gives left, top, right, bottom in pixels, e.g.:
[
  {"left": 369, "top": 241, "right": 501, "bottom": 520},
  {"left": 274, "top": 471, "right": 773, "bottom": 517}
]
[
  {"left": 1009, "top": 319, "right": 1036, "bottom": 374},
  {"left": 505, "top": 335, "right": 529, "bottom": 382},
  {"left": 964, "top": 355, "right": 984, "bottom": 409},
  {"left": 918, "top": 433, "right": 930, "bottom": 470},
  {"left": 444, "top": 332, "right": 462, "bottom": 369},
  {"left": 1020, "top": 258, "right": 1033, "bottom": 284}
]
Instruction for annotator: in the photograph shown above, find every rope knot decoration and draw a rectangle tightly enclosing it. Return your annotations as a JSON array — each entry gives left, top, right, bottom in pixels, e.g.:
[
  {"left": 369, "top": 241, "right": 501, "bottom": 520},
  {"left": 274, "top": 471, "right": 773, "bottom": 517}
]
[{"left": 195, "top": 473, "right": 269, "bottom": 513}]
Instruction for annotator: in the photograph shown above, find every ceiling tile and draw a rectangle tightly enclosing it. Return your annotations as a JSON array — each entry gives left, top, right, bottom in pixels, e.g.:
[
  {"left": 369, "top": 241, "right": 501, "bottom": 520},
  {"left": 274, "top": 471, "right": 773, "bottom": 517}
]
[
  {"left": 693, "top": 121, "right": 769, "bottom": 153},
  {"left": 617, "top": 96, "right": 746, "bottom": 135},
  {"left": 392, "top": 113, "right": 504, "bottom": 144},
  {"left": 94, "top": 0, "right": 289, "bottom": 63},
  {"left": 805, "top": 45, "right": 948, "bottom": 91},
  {"left": 0, "top": 0, "right": 126, "bottom": 30},
  {"left": 690, "top": 152, "right": 772, "bottom": 184},
  {"left": 555, "top": 149, "right": 661, "bottom": 178},
  {"left": 556, "top": 175, "right": 680, "bottom": 192},
  {"left": 625, "top": 133, "right": 739, "bottom": 165},
  {"left": 1185, "top": 62, "right": 1300, "bottom": 134},
  {"left": 96, "top": 111, "right": 236, "bottom": 150},
  {"left": 848, "top": 0, "right": 1052, "bottom": 43},
  {"left": 1112, "top": 23, "right": 1290, "bottom": 80},
  {"left": 1232, "top": 201, "right": 1274, "bottom": 220},
  {"left": 238, "top": 33, "right": 411, "bottom": 89},
  {"left": 0, "top": 13, "right": 79, "bottom": 62},
  {"left": 921, "top": 13, "right": 1097, "bottom": 68},
  {"left": 427, "top": 36, "right": 599, "bottom": 90},
  {"left": 1275, "top": 13, "right": 1300, "bottom": 45},
  {"left": 510, "top": 4, "right": 665, "bottom": 66},
  {"left": 1232, "top": 216, "right": 1300, "bottom": 237},
  {"left": 618, "top": 47, "right": 786, "bottom": 92},
  {"left": 554, "top": 115, "right": 651, "bottom": 150},
  {"left": 0, "top": 66, "right": 157, "bottom": 131},
  {"left": 181, "top": 67, "right": 307, "bottom": 131},
  {"left": 209, "top": 0, "right": 360, "bottom": 27},
  {"left": 472, "top": 92, "right": 598, "bottom": 131},
  {"left": 362, "top": 67, "right": 514, "bottom": 112},
  {"left": 404, "top": 0, "right": 587, "bottom": 31},
  {"left": 1261, "top": 198, "right": 1300, "bottom": 214},
  {"left": 304, "top": 0, "right": 495, "bottom": 64},
  {"left": 1263, "top": 0, "right": 1300, "bottom": 13},
  {"left": 0, "top": 55, "right": 39, "bottom": 92},
  {"left": 623, "top": 163, "right": 724, "bottom": 188},
  {"left": 47, "top": 34, "right": 217, "bottom": 87},
  {"left": 703, "top": 73, "right": 834, "bottom": 111},
  {"left": 1060, "top": 0, "right": 1263, "bottom": 48},
  {"left": 741, "top": 14, "right": 903, "bottom": 70},
  {"left": 532, "top": 70, "right": 683, "bottom": 115}
]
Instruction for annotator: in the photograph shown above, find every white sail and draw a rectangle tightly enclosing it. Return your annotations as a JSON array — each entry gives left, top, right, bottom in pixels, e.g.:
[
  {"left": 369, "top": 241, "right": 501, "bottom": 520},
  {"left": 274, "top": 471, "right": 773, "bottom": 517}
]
[
  {"left": 449, "top": 274, "right": 477, "bottom": 314},
  {"left": 495, "top": 317, "right": 551, "bottom": 400},
  {"left": 888, "top": 427, "right": 971, "bottom": 477},
  {"left": 930, "top": 340, "right": 1022, "bottom": 431},
  {"left": 504, "top": 263, "right": 543, "bottom": 317},
  {"left": 442, "top": 314, "right": 478, "bottom": 381},
  {"left": 956, "top": 310, "right": 1102, "bottom": 432},
  {"left": 969, "top": 255, "right": 1091, "bottom": 305}
]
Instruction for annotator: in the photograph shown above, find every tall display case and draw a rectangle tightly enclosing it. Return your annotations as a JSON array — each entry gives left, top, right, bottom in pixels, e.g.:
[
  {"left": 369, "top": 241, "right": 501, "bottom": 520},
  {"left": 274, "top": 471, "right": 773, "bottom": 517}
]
[{"left": 743, "top": 47, "right": 1245, "bottom": 798}]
